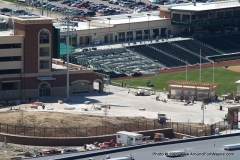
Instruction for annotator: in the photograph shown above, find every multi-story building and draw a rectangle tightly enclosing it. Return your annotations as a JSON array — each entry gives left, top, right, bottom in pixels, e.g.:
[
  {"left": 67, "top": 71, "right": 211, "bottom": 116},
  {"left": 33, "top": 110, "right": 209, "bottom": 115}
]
[{"left": 0, "top": 15, "right": 103, "bottom": 101}]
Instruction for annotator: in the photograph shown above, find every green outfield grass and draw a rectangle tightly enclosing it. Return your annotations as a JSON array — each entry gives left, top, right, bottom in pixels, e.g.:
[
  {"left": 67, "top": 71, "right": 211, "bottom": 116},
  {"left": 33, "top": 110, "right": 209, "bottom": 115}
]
[{"left": 113, "top": 66, "right": 240, "bottom": 95}]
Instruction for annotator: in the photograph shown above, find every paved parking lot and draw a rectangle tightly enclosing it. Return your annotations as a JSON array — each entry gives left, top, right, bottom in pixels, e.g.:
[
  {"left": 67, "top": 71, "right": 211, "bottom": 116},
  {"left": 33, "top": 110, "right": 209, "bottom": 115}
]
[{"left": 0, "top": 0, "right": 161, "bottom": 18}]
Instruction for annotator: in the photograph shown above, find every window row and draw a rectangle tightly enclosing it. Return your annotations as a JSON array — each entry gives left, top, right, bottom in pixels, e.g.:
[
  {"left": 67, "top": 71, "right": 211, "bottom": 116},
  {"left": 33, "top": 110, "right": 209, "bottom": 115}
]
[
  {"left": 39, "top": 29, "right": 50, "bottom": 44},
  {"left": 0, "top": 43, "right": 22, "bottom": 49},
  {"left": 0, "top": 56, "right": 21, "bottom": 62},
  {"left": 39, "top": 60, "right": 49, "bottom": 69},
  {"left": 40, "top": 47, "right": 50, "bottom": 56}
]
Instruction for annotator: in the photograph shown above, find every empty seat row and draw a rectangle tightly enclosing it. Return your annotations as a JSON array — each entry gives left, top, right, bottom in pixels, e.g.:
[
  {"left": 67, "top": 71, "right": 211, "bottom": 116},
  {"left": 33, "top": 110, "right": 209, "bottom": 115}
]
[
  {"left": 151, "top": 43, "right": 208, "bottom": 65},
  {"left": 173, "top": 40, "right": 222, "bottom": 57},
  {"left": 128, "top": 45, "right": 185, "bottom": 68}
]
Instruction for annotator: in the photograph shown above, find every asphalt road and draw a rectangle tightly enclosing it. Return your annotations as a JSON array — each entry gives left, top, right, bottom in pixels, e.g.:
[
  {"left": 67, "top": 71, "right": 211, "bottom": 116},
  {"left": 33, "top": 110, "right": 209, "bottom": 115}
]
[
  {"left": 81, "top": 136, "right": 240, "bottom": 160},
  {"left": 29, "top": 135, "right": 240, "bottom": 160}
]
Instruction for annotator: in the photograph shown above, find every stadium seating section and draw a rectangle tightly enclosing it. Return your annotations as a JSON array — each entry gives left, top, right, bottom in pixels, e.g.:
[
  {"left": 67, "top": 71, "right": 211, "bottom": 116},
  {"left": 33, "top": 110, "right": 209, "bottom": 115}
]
[
  {"left": 198, "top": 34, "right": 240, "bottom": 53},
  {"left": 74, "top": 34, "right": 240, "bottom": 75},
  {"left": 172, "top": 40, "right": 222, "bottom": 57}
]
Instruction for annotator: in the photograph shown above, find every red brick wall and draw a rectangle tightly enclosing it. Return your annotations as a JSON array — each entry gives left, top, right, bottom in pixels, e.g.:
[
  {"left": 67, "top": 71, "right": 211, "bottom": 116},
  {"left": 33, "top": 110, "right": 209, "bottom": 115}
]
[
  {"left": 1, "top": 73, "right": 103, "bottom": 90},
  {"left": 14, "top": 23, "right": 25, "bottom": 36},
  {"left": 159, "top": 11, "right": 171, "bottom": 18},
  {"left": 53, "top": 73, "right": 103, "bottom": 88},
  {"left": 14, "top": 22, "right": 52, "bottom": 73}
]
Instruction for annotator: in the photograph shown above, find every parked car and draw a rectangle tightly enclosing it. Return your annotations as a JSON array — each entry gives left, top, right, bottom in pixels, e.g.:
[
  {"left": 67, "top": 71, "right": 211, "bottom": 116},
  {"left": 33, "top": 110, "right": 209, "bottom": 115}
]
[
  {"left": 145, "top": 4, "right": 159, "bottom": 10},
  {"left": 42, "top": 149, "right": 61, "bottom": 156},
  {"left": 149, "top": 0, "right": 162, "bottom": 3},
  {"left": 0, "top": 8, "right": 12, "bottom": 12},
  {"left": 61, "top": 0, "right": 71, "bottom": 4},
  {"left": 82, "top": 11, "right": 96, "bottom": 17},
  {"left": 62, "top": 148, "right": 79, "bottom": 154},
  {"left": 100, "top": 141, "right": 115, "bottom": 149},
  {"left": 76, "top": 2, "right": 90, "bottom": 8},
  {"left": 136, "top": 7, "right": 149, "bottom": 13}
]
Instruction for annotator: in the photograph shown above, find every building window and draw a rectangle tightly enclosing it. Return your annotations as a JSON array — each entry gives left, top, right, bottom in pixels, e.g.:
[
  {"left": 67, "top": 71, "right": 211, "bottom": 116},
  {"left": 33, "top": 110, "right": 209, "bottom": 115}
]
[
  {"left": 39, "top": 60, "right": 49, "bottom": 69},
  {"left": 39, "top": 29, "right": 50, "bottom": 44},
  {"left": 40, "top": 47, "right": 50, "bottom": 56},
  {"left": 118, "top": 32, "right": 125, "bottom": 42},
  {"left": 0, "top": 43, "right": 22, "bottom": 49},
  {"left": 2, "top": 82, "right": 21, "bottom": 90}
]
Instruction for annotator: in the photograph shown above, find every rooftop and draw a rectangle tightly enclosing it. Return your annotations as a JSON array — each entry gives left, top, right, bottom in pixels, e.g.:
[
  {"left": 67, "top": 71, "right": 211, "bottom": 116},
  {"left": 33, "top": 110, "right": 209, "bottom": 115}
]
[
  {"left": 0, "top": 30, "right": 14, "bottom": 36},
  {"left": 168, "top": 0, "right": 240, "bottom": 12},
  {"left": 12, "top": 15, "right": 56, "bottom": 21},
  {"left": 91, "top": 12, "right": 164, "bottom": 25},
  {"left": 55, "top": 12, "right": 166, "bottom": 32}
]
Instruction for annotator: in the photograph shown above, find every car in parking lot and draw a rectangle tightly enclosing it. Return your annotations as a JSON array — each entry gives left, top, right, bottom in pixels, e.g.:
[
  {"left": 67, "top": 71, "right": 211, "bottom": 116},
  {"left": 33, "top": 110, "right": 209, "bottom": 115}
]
[
  {"left": 61, "top": 0, "right": 71, "bottom": 4},
  {"left": 76, "top": 2, "right": 90, "bottom": 8},
  {"left": 137, "top": 7, "right": 149, "bottom": 13},
  {"left": 11, "top": 9, "right": 28, "bottom": 15},
  {"left": 81, "top": 11, "right": 96, "bottom": 17},
  {"left": 145, "top": 4, "right": 159, "bottom": 10},
  {"left": 0, "top": 8, "right": 12, "bottom": 12}
]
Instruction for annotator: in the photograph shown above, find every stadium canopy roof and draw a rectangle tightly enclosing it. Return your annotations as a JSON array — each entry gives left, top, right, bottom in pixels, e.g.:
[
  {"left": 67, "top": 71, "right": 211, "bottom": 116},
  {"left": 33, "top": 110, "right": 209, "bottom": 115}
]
[
  {"left": 166, "top": 80, "right": 219, "bottom": 90},
  {"left": 167, "top": 0, "right": 240, "bottom": 12}
]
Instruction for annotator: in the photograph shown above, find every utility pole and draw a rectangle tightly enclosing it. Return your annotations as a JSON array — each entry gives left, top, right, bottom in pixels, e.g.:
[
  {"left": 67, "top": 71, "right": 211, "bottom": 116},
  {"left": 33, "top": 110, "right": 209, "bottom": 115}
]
[
  {"left": 41, "top": 0, "right": 43, "bottom": 16},
  {"left": 66, "top": 11, "right": 70, "bottom": 100}
]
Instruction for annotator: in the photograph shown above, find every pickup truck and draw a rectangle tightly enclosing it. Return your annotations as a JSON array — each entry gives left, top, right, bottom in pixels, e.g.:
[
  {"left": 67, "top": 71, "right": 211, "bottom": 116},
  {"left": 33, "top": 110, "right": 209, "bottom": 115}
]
[{"left": 100, "top": 141, "right": 115, "bottom": 149}]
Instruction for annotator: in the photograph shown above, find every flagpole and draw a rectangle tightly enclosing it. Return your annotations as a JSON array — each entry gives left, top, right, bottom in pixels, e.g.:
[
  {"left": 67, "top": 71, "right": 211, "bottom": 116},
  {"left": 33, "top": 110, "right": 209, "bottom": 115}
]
[{"left": 199, "top": 49, "right": 201, "bottom": 82}]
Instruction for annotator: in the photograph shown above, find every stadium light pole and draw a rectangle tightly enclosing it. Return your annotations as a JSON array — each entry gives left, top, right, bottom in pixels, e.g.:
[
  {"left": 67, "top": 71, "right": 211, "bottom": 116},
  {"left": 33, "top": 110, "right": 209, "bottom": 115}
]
[
  {"left": 199, "top": 49, "right": 202, "bottom": 82},
  {"left": 128, "top": 57, "right": 132, "bottom": 91},
  {"left": 212, "top": 61, "right": 215, "bottom": 83},
  {"left": 107, "top": 18, "right": 111, "bottom": 48},
  {"left": 127, "top": 16, "right": 131, "bottom": 45},
  {"left": 64, "top": 10, "right": 71, "bottom": 100},
  {"left": 186, "top": 59, "right": 188, "bottom": 81},
  {"left": 87, "top": 19, "right": 91, "bottom": 48},
  {"left": 155, "top": 60, "right": 158, "bottom": 93},
  {"left": 147, "top": 14, "right": 151, "bottom": 42},
  {"left": 225, "top": 65, "right": 229, "bottom": 93}
]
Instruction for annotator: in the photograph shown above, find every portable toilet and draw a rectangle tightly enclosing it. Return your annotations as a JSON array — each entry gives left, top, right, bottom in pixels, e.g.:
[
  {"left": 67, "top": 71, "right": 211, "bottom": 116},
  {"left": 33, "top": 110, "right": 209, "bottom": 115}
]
[{"left": 116, "top": 131, "right": 143, "bottom": 146}]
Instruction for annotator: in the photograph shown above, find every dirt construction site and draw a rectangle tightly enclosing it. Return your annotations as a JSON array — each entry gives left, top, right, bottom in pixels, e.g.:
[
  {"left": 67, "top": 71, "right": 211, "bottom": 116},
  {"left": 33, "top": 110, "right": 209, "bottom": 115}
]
[{"left": 1, "top": 61, "right": 240, "bottom": 159}]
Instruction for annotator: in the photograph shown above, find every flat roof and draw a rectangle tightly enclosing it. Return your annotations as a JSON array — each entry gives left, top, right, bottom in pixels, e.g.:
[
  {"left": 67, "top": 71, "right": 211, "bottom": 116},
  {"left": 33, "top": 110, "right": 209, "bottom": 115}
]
[
  {"left": 91, "top": 12, "right": 166, "bottom": 25},
  {"left": 55, "top": 12, "right": 167, "bottom": 32},
  {"left": 12, "top": 15, "right": 56, "bottom": 21},
  {"left": 0, "top": 30, "right": 14, "bottom": 36},
  {"left": 169, "top": 0, "right": 240, "bottom": 12},
  {"left": 117, "top": 131, "right": 143, "bottom": 136}
]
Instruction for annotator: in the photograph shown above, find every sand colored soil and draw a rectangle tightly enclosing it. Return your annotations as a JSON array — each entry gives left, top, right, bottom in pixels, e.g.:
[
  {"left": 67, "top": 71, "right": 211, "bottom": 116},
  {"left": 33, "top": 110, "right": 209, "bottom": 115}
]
[
  {"left": 0, "top": 111, "right": 148, "bottom": 128},
  {"left": 228, "top": 65, "right": 240, "bottom": 73}
]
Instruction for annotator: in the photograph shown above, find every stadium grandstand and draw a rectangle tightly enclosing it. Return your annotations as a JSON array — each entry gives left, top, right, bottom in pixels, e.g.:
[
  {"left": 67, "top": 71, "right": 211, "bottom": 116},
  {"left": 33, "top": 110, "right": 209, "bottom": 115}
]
[{"left": 56, "top": 0, "right": 240, "bottom": 77}]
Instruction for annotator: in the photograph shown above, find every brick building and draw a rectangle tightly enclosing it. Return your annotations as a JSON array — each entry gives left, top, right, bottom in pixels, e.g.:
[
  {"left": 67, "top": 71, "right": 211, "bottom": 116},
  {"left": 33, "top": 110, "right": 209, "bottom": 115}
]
[{"left": 0, "top": 15, "right": 103, "bottom": 100}]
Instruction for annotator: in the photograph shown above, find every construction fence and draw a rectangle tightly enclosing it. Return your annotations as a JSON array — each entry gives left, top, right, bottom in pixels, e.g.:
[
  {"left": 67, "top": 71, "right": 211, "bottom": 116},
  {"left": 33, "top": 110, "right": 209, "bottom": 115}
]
[
  {"left": 0, "top": 119, "right": 170, "bottom": 137},
  {"left": 171, "top": 121, "right": 230, "bottom": 137}
]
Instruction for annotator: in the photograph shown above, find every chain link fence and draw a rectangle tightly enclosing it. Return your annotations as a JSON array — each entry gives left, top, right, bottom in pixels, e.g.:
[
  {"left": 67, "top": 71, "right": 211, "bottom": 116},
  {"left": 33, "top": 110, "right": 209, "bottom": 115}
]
[
  {"left": 0, "top": 119, "right": 170, "bottom": 137},
  {"left": 172, "top": 121, "right": 230, "bottom": 137}
]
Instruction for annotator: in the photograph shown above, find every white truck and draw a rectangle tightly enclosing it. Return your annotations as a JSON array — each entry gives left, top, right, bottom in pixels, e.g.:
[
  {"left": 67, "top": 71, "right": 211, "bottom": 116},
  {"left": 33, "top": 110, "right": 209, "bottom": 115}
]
[{"left": 116, "top": 131, "right": 143, "bottom": 146}]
